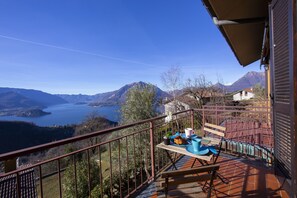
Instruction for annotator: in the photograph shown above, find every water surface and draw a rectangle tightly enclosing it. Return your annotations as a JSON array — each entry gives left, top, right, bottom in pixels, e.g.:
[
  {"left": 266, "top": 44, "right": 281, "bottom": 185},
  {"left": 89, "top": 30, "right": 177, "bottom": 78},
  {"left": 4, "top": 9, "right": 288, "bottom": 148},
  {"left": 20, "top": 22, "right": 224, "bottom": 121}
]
[{"left": 0, "top": 103, "right": 120, "bottom": 126}]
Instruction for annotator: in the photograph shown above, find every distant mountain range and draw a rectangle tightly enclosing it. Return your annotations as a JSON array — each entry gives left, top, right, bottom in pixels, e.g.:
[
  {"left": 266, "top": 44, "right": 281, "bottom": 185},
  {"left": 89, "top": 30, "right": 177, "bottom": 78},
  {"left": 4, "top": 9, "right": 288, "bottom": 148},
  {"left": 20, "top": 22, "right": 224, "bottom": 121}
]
[
  {"left": 0, "top": 87, "right": 67, "bottom": 107},
  {"left": 0, "top": 88, "right": 67, "bottom": 116},
  {"left": 58, "top": 81, "right": 171, "bottom": 106},
  {"left": 0, "top": 92, "right": 44, "bottom": 110},
  {"left": 215, "top": 71, "right": 265, "bottom": 93},
  {"left": 0, "top": 72, "right": 264, "bottom": 117},
  {"left": 0, "top": 82, "right": 170, "bottom": 117}
]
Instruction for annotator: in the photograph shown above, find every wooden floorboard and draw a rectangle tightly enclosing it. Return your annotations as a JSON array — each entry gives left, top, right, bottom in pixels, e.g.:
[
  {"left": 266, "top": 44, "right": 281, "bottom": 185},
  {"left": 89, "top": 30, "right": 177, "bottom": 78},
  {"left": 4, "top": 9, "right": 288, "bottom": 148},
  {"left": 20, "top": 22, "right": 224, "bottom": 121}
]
[{"left": 151, "top": 153, "right": 290, "bottom": 198}]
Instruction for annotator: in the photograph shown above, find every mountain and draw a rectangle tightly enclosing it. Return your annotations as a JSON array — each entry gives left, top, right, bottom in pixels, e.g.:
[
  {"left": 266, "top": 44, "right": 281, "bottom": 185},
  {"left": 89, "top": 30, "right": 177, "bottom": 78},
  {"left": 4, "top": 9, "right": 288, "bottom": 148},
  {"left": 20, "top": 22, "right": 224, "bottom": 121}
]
[
  {"left": 0, "top": 92, "right": 44, "bottom": 110},
  {"left": 59, "top": 82, "right": 171, "bottom": 106},
  {"left": 56, "top": 94, "right": 95, "bottom": 103},
  {"left": 91, "top": 81, "right": 171, "bottom": 106},
  {"left": 0, "top": 87, "right": 67, "bottom": 106},
  {"left": 215, "top": 71, "right": 265, "bottom": 92}
]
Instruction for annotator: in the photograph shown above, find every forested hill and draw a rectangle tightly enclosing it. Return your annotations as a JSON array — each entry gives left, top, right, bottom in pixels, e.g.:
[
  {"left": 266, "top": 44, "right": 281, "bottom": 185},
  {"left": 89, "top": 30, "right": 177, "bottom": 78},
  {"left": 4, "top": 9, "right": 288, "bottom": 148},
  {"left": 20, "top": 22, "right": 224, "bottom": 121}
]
[
  {"left": 0, "top": 121, "right": 74, "bottom": 154},
  {"left": 0, "top": 116, "right": 118, "bottom": 154}
]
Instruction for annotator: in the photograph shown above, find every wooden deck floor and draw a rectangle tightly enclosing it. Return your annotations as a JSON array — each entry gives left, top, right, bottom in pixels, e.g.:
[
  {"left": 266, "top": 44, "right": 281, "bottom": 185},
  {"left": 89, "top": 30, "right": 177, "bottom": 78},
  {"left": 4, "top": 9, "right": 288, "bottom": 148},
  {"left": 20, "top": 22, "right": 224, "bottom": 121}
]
[{"left": 149, "top": 154, "right": 289, "bottom": 198}]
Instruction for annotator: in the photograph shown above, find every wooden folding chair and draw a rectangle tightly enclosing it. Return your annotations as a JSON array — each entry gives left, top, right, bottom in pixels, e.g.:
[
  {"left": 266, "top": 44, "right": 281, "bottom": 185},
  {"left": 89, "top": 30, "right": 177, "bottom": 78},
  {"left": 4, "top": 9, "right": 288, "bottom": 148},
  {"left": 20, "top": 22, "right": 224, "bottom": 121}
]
[
  {"left": 203, "top": 123, "right": 226, "bottom": 164},
  {"left": 161, "top": 164, "right": 220, "bottom": 198}
]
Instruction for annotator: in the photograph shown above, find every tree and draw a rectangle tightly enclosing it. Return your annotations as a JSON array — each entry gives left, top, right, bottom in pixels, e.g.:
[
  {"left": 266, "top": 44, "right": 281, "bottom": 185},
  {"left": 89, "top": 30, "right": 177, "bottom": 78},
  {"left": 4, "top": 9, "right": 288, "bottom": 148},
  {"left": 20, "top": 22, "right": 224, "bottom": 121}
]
[
  {"left": 120, "top": 83, "right": 158, "bottom": 182},
  {"left": 63, "top": 160, "right": 100, "bottom": 198},
  {"left": 161, "top": 66, "right": 183, "bottom": 99},
  {"left": 73, "top": 114, "right": 117, "bottom": 153},
  {"left": 253, "top": 83, "right": 266, "bottom": 101},
  {"left": 161, "top": 66, "right": 183, "bottom": 112},
  {"left": 184, "top": 74, "right": 223, "bottom": 108},
  {"left": 120, "top": 83, "right": 158, "bottom": 124}
]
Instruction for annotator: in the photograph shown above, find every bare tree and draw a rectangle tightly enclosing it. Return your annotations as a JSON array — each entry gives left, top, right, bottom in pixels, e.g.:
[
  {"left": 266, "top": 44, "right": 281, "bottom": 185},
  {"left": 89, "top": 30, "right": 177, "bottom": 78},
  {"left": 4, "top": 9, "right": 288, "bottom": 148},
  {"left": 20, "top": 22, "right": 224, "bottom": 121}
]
[
  {"left": 161, "top": 66, "right": 183, "bottom": 112},
  {"left": 184, "top": 74, "right": 225, "bottom": 108},
  {"left": 161, "top": 66, "right": 182, "bottom": 100},
  {"left": 184, "top": 74, "right": 212, "bottom": 108}
]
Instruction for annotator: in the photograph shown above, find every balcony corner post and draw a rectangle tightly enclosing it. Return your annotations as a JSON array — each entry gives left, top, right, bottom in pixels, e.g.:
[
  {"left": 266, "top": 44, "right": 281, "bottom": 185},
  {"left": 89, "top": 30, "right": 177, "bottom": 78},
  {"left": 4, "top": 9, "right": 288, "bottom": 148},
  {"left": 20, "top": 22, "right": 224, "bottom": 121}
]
[{"left": 149, "top": 120, "right": 156, "bottom": 180}]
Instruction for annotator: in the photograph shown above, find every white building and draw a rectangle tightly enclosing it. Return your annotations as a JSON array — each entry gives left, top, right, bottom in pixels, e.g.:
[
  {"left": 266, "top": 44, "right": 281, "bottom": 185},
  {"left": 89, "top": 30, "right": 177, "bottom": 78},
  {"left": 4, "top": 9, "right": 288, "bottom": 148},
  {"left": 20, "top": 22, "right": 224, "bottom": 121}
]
[
  {"left": 233, "top": 88, "right": 255, "bottom": 101},
  {"left": 164, "top": 94, "right": 197, "bottom": 115}
]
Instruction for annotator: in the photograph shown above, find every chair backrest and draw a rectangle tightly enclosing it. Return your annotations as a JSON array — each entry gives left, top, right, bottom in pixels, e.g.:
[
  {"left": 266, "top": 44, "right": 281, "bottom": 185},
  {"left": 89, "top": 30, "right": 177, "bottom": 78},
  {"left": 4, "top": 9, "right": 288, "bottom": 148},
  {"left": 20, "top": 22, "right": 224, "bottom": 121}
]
[
  {"left": 0, "top": 169, "right": 37, "bottom": 198},
  {"left": 203, "top": 123, "right": 226, "bottom": 138},
  {"left": 203, "top": 123, "right": 226, "bottom": 164},
  {"left": 161, "top": 164, "right": 220, "bottom": 198}
]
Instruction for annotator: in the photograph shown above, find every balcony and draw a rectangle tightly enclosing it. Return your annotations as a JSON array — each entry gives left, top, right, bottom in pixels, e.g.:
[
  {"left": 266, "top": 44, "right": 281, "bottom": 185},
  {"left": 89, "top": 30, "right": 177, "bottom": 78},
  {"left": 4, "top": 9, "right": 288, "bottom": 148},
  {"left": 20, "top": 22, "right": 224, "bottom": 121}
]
[{"left": 0, "top": 106, "right": 290, "bottom": 197}]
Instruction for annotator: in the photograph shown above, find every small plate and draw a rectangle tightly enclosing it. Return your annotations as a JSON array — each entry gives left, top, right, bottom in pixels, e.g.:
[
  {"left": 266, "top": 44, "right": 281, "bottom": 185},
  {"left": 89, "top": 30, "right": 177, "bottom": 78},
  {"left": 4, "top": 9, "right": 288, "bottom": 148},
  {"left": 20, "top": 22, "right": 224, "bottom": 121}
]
[{"left": 186, "top": 145, "right": 209, "bottom": 155}]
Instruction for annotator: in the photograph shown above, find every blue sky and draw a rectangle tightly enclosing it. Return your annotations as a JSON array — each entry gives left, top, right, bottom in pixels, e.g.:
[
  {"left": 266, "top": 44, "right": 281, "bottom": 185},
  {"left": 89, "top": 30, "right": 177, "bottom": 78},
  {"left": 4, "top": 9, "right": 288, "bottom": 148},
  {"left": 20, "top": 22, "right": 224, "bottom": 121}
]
[{"left": 0, "top": 0, "right": 262, "bottom": 94}]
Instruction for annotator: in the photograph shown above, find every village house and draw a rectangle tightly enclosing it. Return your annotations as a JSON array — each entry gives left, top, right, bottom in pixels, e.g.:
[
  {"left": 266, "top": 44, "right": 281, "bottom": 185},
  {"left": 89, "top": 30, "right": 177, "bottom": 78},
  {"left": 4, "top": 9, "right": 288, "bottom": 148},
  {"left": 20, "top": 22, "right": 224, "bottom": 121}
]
[{"left": 232, "top": 87, "right": 255, "bottom": 101}]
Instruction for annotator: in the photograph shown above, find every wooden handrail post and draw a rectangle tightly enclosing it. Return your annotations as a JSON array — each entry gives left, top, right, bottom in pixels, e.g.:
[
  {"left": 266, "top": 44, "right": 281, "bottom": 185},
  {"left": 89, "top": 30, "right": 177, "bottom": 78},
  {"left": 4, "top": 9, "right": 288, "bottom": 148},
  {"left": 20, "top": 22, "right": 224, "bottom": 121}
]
[
  {"left": 149, "top": 121, "right": 156, "bottom": 180},
  {"left": 191, "top": 109, "right": 194, "bottom": 129}
]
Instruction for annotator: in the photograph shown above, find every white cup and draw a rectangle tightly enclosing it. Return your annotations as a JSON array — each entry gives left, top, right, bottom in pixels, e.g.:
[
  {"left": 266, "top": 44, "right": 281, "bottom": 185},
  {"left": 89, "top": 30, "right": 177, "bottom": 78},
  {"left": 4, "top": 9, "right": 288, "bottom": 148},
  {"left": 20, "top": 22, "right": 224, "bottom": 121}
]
[{"left": 185, "top": 128, "right": 193, "bottom": 137}]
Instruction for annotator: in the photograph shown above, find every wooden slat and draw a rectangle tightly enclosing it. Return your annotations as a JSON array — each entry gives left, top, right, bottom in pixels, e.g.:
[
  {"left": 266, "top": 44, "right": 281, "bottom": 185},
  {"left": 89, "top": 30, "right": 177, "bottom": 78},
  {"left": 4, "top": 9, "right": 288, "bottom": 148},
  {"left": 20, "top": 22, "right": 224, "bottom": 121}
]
[
  {"left": 157, "top": 182, "right": 203, "bottom": 197},
  {"left": 204, "top": 127, "right": 225, "bottom": 137},
  {"left": 205, "top": 123, "right": 226, "bottom": 131},
  {"left": 161, "top": 165, "right": 219, "bottom": 178},
  {"left": 161, "top": 174, "right": 214, "bottom": 187},
  {"left": 202, "top": 137, "right": 221, "bottom": 145}
]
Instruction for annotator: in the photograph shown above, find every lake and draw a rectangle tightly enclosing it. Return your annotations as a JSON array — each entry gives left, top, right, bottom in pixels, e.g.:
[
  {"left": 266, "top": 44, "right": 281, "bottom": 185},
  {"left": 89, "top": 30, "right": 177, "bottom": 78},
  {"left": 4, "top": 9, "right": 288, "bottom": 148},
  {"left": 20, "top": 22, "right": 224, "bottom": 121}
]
[{"left": 0, "top": 103, "right": 120, "bottom": 126}]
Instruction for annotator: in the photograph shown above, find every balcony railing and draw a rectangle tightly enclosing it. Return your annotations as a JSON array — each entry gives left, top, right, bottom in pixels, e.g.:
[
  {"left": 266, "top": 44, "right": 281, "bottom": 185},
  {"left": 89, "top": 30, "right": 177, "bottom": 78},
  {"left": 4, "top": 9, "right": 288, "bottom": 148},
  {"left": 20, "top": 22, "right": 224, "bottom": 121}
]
[{"left": 0, "top": 106, "right": 273, "bottom": 198}]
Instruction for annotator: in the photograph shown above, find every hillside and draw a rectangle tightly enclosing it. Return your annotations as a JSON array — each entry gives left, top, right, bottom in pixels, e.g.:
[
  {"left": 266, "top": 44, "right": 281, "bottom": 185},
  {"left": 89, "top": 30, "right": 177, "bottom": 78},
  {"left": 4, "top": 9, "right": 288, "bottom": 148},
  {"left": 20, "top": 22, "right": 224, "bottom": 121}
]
[
  {"left": 0, "top": 116, "right": 117, "bottom": 154},
  {"left": 0, "top": 92, "right": 44, "bottom": 110},
  {"left": 0, "top": 121, "right": 74, "bottom": 154},
  {"left": 59, "top": 81, "right": 171, "bottom": 106},
  {"left": 215, "top": 71, "right": 265, "bottom": 92}
]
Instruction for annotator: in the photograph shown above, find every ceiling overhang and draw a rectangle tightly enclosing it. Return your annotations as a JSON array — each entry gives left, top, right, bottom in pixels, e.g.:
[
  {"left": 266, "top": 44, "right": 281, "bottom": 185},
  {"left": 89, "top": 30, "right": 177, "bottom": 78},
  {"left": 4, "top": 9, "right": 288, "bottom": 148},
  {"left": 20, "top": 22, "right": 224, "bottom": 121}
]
[{"left": 202, "top": 0, "right": 269, "bottom": 66}]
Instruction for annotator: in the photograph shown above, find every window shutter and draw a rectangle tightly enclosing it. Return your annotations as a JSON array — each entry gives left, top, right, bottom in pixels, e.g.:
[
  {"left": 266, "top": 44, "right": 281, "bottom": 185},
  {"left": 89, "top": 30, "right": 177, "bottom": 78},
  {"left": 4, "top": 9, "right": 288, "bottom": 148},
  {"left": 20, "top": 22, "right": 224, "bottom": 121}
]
[{"left": 270, "top": 0, "right": 294, "bottom": 180}]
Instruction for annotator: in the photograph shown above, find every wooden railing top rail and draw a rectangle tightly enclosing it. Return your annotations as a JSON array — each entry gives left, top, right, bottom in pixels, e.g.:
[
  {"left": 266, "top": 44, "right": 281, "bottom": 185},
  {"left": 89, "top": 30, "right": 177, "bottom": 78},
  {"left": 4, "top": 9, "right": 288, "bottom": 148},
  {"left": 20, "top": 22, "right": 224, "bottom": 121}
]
[
  {"left": 0, "top": 106, "right": 271, "bottom": 161},
  {"left": 0, "top": 109, "right": 192, "bottom": 161}
]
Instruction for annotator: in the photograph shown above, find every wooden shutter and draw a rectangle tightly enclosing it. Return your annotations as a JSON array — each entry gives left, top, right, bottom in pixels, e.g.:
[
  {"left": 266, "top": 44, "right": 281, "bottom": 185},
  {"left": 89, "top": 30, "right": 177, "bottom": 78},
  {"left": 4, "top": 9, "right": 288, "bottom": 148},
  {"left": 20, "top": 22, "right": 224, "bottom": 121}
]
[{"left": 270, "top": 0, "right": 294, "bottom": 181}]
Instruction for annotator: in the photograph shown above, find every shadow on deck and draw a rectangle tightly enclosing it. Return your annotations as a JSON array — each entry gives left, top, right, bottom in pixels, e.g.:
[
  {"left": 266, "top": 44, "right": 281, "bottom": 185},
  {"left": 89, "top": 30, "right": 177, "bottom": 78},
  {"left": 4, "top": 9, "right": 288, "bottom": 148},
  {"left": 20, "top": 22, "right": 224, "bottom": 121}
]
[{"left": 137, "top": 154, "right": 289, "bottom": 198}]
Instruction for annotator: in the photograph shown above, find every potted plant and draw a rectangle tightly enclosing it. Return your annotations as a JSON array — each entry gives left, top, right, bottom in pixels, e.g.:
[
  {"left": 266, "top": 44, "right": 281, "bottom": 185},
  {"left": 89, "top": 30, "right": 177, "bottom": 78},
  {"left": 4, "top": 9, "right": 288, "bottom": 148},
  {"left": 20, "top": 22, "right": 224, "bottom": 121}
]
[{"left": 164, "top": 132, "right": 172, "bottom": 145}]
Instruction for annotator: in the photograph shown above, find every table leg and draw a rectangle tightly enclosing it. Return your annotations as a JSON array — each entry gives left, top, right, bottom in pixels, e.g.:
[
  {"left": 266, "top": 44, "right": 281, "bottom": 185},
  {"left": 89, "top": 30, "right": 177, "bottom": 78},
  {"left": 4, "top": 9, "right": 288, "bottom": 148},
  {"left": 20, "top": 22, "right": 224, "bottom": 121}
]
[
  {"left": 165, "top": 150, "right": 177, "bottom": 170},
  {"left": 191, "top": 158, "right": 197, "bottom": 168},
  {"left": 171, "top": 153, "right": 177, "bottom": 170}
]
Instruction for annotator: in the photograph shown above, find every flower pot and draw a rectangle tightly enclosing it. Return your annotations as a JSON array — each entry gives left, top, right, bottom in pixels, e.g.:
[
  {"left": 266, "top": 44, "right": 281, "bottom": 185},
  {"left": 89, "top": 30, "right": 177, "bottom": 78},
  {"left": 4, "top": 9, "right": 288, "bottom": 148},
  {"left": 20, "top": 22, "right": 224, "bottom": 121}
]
[{"left": 164, "top": 138, "right": 170, "bottom": 145}]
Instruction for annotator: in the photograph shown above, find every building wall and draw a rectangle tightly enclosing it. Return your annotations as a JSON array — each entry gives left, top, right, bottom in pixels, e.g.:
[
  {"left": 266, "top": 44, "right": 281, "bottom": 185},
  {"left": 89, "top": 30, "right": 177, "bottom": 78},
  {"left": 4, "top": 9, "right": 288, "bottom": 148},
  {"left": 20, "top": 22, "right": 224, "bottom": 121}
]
[
  {"left": 164, "top": 101, "right": 190, "bottom": 114},
  {"left": 233, "top": 91, "right": 255, "bottom": 101}
]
